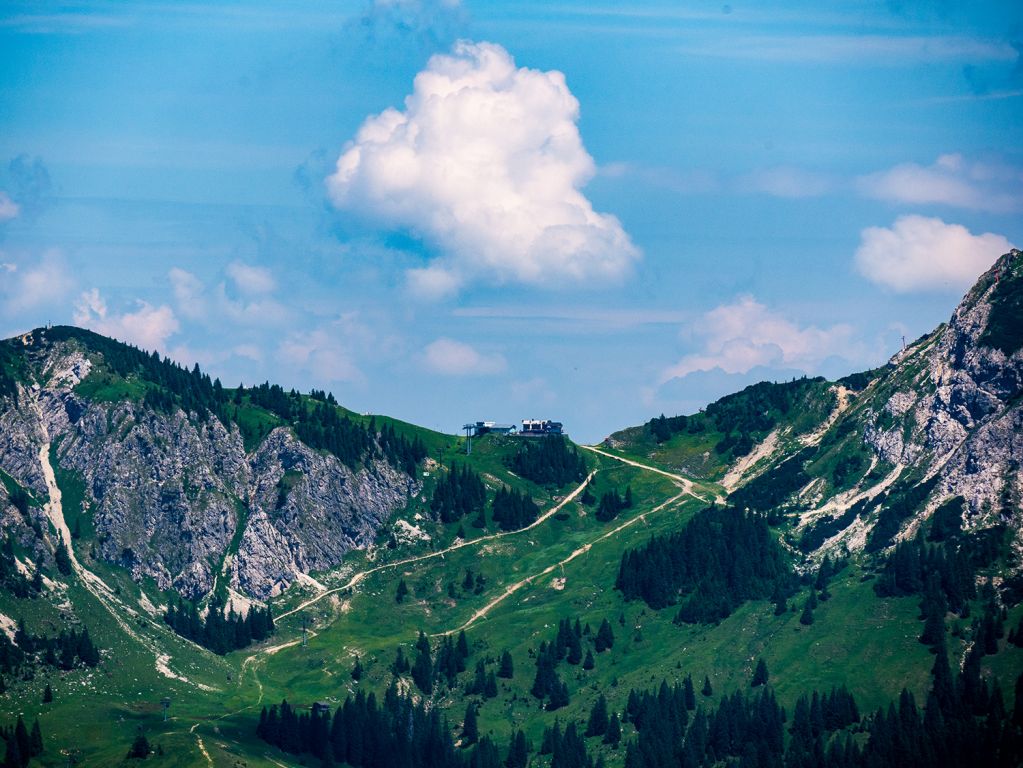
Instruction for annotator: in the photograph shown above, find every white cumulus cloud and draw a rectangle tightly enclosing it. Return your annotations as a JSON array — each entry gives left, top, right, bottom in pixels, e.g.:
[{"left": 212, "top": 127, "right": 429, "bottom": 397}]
[
  {"left": 855, "top": 215, "right": 1014, "bottom": 292},
  {"left": 422, "top": 337, "right": 506, "bottom": 376},
  {"left": 73, "top": 289, "right": 180, "bottom": 352},
  {"left": 857, "top": 154, "right": 1022, "bottom": 212},
  {"left": 659, "top": 296, "right": 859, "bottom": 383},
  {"left": 327, "top": 40, "right": 640, "bottom": 296}
]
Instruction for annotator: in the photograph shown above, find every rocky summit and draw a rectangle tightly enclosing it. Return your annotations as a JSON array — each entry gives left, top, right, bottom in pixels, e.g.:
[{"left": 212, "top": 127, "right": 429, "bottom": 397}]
[
  {"left": 0, "top": 328, "right": 420, "bottom": 600},
  {"left": 610, "top": 249, "right": 1023, "bottom": 570},
  {"left": 862, "top": 249, "right": 1023, "bottom": 526}
]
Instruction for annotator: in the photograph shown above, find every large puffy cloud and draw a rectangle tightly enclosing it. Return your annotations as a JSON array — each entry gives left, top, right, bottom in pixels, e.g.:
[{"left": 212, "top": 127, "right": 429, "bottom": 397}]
[
  {"left": 327, "top": 41, "right": 640, "bottom": 296},
  {"left": 73, "top": 289, "right": 180, "bottom": 352},
  {"left": 422, "top": 337, "right": 506, "bottom": 376},
  {"left": 855, "top": 215, "right": 1014, "bottom": 292},
  {"left": 857, "top": 154, "right": 1022, "bottom": 212},
  {"left": 659, "top": 296, "right": 860, "bottom": 383}
]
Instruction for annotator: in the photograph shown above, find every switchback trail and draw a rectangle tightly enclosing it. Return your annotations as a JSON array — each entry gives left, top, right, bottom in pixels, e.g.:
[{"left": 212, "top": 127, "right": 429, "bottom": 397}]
[
  {"left": 579, "top": 444, "right": 712, "bottom": 502},
  {"left": 433, "top": 444, "right": 716, "bottom": 634},
  {"left": 273, "top": 470, "right": 597, "bottom": 623},
  {"left": 436, "top": 489, "right": 689, "bottom": 636}
]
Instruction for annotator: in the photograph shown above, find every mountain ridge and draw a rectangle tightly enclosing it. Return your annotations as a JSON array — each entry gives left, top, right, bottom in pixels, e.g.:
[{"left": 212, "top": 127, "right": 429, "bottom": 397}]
[
  {"left": 607, "top": 248, "right": 1022, "bottom": 570},
  {"left": 0, "top": 254, "right": 1020, "bottom": 767},
  {"left": 0, "top": 326, "right": 433, "bottom": 600}
]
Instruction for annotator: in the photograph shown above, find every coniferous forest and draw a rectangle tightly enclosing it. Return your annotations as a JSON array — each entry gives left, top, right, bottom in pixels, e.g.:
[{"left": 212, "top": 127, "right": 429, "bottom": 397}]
[
  {"left": 254, "top": 632, "right": 1023, "bottom": 768},
  {"left": 163, "top": 594, "right": 274, "bottom": 655},
  {"left": 0, "top": 622, "right": 99, "bottom": 678},
  {"left": 243, "top": 383, "right": 427, "bottom": 476},
  {"left": 644, "top": 377, "right": 828, "bottom": 458},
  {"left": 491, "top": 486, "right": 541, "bottom": 531},
  {"left": 508, "top": 436, "right": 588, "bottom": 487},
  {"left": 615, "top": 505, "right": 793, "bottom": 621},
  {"left": 256, "top": 683, "right": 502, "bottom": 768},
  {"left": 430, "top": 465, "right": 488, "bottom": 524},
  {"left": 1, "top": 715, "right": 45, "bottom": 768}
]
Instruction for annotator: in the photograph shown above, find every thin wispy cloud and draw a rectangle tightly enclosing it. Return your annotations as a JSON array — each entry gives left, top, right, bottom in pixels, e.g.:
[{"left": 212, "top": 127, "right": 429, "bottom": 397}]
[
  {"left": 0, "top": 13, "right": 131, "bottom": 34},
  {"left": 278, "top": 325, "right": 365, "bottom": 385},
  {"left": 0, "top": 4, "right": 353, "bottom": 34},
  {"left": 495, "top": 4, "right": 917, "bottom": 37},
  {"left": 599, "top": 162, "right": 720, "bottom": 195},
  {"left": 422, "top": 338, "right": 506, "bottom": 376},
  {"left": 677, "top": 34, "right": 1017, "bottom": 65},
  {"left": 857, "top": 154, "right": 1023, "bottom": 212},
  {"left": 917, "top": 89, "right": 1023, "bottom": 104},
  {"left": 739, "top": 166, "right": 837, "bottom": 199},
  {"left": 225, "top": 261, "right": 276, "bottom": 296},
  {"left": 453, "top": 306, "right": 692, "bottom": 329}
]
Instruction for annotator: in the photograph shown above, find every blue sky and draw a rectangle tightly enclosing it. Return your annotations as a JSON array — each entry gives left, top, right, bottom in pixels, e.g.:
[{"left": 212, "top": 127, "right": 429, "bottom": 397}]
[{"left": 1, "top": 1, "right": 1021, "bottom": 442}]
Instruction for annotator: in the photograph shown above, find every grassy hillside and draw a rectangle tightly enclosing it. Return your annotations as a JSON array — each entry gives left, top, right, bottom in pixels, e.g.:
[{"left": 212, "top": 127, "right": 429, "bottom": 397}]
[
  {"left": 1, "top": 327, "right": 1021, "bottom": 766},
  {"left": 604, "top": 377, "right": 837, "bottom": 480},
  {"left": 1, "top": 427, "right": 1019, "bottom": 767}
]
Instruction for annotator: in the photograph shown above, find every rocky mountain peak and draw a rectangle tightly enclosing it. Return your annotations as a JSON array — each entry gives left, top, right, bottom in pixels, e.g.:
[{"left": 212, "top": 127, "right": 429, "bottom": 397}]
[{"left": 0, "top": 328, "right": 421, "bottom": 600}]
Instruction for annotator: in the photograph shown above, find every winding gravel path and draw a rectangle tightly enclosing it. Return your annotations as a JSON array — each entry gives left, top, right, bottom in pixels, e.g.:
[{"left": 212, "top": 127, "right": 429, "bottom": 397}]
[{"left": 273, "top": 470, "right": 597, "bottom": 622}]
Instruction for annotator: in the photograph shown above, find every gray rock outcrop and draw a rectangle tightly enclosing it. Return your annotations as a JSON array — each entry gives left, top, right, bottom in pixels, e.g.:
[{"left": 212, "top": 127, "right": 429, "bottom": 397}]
[
  {"left": 0, "top": 333, "right": 420, "bottom": 600},
  {"left": 859, "top": 249, "right": 1022, "bottom": 541}
]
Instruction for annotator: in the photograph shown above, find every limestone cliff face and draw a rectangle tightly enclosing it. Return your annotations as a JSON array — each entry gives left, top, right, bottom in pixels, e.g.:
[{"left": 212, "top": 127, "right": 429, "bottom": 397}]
[
  {"left": 698, "top": 250, "right": 1023, "bottom": 563},
  {"left": 861, "top": 250, "right": 1023, "bottom": 533},
  {"left": 236, "top": 428, "right": 415, "bottom": 598},
  {"left": 0, "top": 333, "right": 419, "bottom": 600},
  {"left": 58, "top": 399, "right": 246, "bottom": 598}
]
